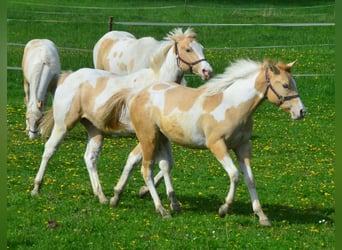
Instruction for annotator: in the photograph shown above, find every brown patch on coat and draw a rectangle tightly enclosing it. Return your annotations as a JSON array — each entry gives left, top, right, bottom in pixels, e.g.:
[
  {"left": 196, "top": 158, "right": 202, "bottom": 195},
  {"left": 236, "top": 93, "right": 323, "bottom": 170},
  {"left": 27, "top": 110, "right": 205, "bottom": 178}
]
[
  {"left": 128, "top": 59, "right": 135, "bottom": 72},
  {"left": 63, "top": 77, "right": 108, "bottom": 131},
  {"left": 202, "top": 93, "right": 223, "bottom": 113},
  {"left": 118, "top": 62, "right": 127, "bottom": 72},
  {"left": 96, "top": 38, "right": 118, "bottom": 70},
  {"left": 151, "top": 83, "right": 170, "bottom": 91},
  {"left": 163, "top": 85, "right": 203, "bottom": 115}
]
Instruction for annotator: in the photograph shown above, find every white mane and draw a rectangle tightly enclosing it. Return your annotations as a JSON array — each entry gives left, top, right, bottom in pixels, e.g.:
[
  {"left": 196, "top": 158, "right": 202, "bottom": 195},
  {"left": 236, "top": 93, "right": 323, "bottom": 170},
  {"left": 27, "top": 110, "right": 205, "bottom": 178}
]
[
  {"left": 165, "top": 27, "right": 197, "bottom": 41},
  {"left": 201, "top": 59, "right": 262, "bottom": 96},
  {"left": 150, "top": 41, "right": 173, "bottom": 73}
]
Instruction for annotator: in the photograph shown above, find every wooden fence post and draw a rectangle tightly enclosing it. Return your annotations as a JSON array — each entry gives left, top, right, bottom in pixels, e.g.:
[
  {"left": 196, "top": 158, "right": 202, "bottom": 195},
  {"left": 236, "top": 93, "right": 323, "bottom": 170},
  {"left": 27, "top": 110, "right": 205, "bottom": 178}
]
[{"left": 108, "top": 16, "right": 113, "bottom": 31}]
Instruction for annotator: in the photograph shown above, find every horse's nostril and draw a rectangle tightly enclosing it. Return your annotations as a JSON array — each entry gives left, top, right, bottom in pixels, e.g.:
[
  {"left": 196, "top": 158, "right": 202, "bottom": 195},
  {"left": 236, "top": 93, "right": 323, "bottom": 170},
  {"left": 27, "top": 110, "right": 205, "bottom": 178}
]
[
  {"left": 300, "top": 109, "right": 306, "bottom": 117},
  {"left": 202, "top": 69, "right": 211, "bottom": 78}
]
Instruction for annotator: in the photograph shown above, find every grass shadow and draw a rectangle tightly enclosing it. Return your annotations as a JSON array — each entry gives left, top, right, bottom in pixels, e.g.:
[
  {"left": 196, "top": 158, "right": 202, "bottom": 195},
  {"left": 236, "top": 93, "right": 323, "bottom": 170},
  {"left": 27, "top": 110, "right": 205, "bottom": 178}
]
[{"left": 175, "top": 193, "right": 334, "bottom": 225}]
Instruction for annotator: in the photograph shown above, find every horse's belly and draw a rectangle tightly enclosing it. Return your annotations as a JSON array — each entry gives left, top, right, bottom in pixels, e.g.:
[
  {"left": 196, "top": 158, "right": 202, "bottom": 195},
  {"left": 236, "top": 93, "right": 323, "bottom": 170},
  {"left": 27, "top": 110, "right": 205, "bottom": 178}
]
[
  {"left": 225, "top": 127, "right": 251, "bottom": 149},
  {"left": 160, "top": 120, "right": 206, "bottom": 149}
]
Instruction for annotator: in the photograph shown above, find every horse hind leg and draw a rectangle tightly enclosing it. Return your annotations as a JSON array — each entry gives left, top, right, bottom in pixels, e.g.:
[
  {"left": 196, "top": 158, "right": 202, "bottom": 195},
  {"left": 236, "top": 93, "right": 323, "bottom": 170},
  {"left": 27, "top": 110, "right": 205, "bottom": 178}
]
[
  {"left": 139, "top": 134, "right": 171, "bottom": 218},
  {"left": 31, "top": 124, "right": 67, "bottom": 196},
  {"left": 139, "top": 139, "right": 181, "bottom": 212},
  {"left": 83, "top": 121, "right": 107, "bottom": 204},
  {"left": 234, "top": 143, "right": 271, "bottom": 227},
  {"left": 141, "top": 158, "right": 171, "bottom": 219},
  {"left": 137, "top": 144, "right": 169, "bottom": 198},
  {"left": 110, "top": 143, "right": 143, "bottom": 207}
]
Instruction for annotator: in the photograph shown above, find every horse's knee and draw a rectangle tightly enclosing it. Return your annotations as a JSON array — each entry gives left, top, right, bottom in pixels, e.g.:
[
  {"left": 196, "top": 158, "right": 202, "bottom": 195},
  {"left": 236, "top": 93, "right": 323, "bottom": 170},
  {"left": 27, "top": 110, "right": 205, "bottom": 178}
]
[
  {"left": 158, "top": 159, "right": 171, "bottom": 173},
  {"left": 230, "top": 170, "right": 240, "bottom": 184}
]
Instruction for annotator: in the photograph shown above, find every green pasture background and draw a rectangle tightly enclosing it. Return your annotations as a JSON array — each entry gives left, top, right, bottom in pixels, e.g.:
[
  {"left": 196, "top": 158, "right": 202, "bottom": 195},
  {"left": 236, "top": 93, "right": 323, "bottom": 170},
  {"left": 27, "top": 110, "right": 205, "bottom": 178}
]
[{"left": 7, "top": 0, "right": 335, "bottom": 249}]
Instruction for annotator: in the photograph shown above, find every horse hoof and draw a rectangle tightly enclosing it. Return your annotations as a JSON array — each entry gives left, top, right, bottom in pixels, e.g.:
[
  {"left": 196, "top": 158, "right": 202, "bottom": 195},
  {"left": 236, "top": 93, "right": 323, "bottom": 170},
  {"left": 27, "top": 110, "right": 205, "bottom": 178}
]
[
  {"left": 161, "top": 210, "right": 172, "bottom": 219},
  {"left": 99, "top": 198, "right": 108, "bottom": 204},
  {"left": 218, "top": 204, "right": 228, "bottom": 218},
  {"left": 31, "top": 189, "right": 39, "bottom": 196},
  {"left": 171, "top": 202, "right": 181, "bottom": 212},
  {"left": 139, "top": 186, "right": 149, "bottom": 198},
  {"left": 96, "top": 194, "right": 108, "bottom": 204},
  {"left": 260, "top": 219, "right": 272, "bottom": 227},
  {"left": 110, "top": 196, "right": 119, "bottom": 207},
  {"left": 158, "top": 206, "right": 171, "bottom": 219},
  {"left": 162, "top": 213, "right": 172, "bottom": 219}
]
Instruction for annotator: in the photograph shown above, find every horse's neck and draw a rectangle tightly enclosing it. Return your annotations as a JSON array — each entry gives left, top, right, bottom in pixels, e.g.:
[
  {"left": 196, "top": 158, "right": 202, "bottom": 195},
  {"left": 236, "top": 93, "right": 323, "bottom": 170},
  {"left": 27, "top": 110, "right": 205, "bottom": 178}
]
[
  {"left": 157, "top": 49, "right": 183, "bottom": 83},
  {"left": 221, "top": 74, "right": 265, "bottom": 116}
]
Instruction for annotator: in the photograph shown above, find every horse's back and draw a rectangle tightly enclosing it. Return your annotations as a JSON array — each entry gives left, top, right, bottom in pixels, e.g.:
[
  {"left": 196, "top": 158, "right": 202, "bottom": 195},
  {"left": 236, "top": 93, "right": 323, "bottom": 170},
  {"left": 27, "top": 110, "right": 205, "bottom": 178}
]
[{"left": 93, "top": 31, "right": 160, "bottom": 74}]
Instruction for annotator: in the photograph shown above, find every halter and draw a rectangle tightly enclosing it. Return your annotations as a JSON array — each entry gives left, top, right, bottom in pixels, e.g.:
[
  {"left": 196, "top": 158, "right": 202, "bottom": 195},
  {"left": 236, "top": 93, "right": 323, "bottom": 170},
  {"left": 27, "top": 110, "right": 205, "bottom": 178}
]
[
  {"left": 29, "top": 129, "right": 38, "bottom": 134},
  {"left": 264, "top": 67, "right": 299, "bottom": 106},
  {"left": 174, "top": 42, "right": 207, "bottom": 73}
]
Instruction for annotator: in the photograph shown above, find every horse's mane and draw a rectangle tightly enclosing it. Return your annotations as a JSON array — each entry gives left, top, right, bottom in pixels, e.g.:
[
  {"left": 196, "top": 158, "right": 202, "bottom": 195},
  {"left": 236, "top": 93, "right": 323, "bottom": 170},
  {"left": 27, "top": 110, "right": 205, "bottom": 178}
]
[
  {"left": 165, "top": 27, "right": 197, "bottom": 40},
  {"left": 200, "top": 59, "right": 262, "bottom": 96},
  {"left": 150, "top": 41, "right": 173, "bottom": 73},
  {"left": 57, "top": 70, "right": 73, "bottom": 86}
]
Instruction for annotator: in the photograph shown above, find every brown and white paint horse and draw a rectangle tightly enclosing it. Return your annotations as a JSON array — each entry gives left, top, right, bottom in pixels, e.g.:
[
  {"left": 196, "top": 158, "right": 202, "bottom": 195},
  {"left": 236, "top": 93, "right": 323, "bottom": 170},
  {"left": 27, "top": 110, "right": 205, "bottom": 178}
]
[
  {"left": 31, "top": 29, "right": 212, "bottom": 204},
  {"left": 93, "top": 28, "right": 211, "bottom": 84},
  {"left": 22, "top": 39, "right": 60, "bottom": 139},
  {"left": 110, "top": 59, "right": 306, "bottom": 226}
]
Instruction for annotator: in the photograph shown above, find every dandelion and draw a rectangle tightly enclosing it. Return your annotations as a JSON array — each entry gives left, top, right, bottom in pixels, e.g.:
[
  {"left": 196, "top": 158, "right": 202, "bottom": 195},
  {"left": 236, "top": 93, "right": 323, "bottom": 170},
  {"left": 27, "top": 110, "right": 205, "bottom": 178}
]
[{"left": 318, "top": 219, "right": 326, "bottom": 224}]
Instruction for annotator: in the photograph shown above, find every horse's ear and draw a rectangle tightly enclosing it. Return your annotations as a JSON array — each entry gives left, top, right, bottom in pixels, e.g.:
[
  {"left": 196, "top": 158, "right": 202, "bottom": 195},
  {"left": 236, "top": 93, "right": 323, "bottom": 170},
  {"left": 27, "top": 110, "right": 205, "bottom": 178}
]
[{"left": 285, "top": 60, "right": 297, "bottom": 72}]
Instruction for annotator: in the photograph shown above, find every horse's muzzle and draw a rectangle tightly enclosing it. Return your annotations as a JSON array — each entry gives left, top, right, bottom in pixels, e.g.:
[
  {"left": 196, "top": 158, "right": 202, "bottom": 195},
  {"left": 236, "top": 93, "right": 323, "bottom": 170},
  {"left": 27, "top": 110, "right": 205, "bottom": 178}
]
[
  {"left": 291, "top": 107, "right": 306, "bottom": 120},
  {"left": 202, "top": 69, "right": 212, "bottom": 80}
]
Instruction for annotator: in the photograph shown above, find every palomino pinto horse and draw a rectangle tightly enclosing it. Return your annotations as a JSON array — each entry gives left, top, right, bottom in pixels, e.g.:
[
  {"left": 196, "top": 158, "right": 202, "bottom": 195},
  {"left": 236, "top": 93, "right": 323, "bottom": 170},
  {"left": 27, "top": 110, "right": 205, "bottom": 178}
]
[
  {"left": 93, "top": 28, "right": 211, "bottom": 84},
  {"left": 31, "top": 28, "right": 212, "bottom": 204},
  {"left": 22, "top": 39, "right": 60, "bottom": 139},
  {"left": 110, "top": 59, "right": 306, "bottom": 226}
]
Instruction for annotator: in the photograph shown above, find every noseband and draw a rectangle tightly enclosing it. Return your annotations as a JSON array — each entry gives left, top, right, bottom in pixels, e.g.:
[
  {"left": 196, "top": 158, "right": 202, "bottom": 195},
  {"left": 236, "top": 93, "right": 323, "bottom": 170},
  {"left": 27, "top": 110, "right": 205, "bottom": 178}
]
[
  {"left": 264, "top": 67, "right": 299, "bottom": 106},
  {"left": 174, "top": 42, "right": 207, "bottom": 73},
  {"left": 29, "top": 129, "right": 38, "bottom": 134}
]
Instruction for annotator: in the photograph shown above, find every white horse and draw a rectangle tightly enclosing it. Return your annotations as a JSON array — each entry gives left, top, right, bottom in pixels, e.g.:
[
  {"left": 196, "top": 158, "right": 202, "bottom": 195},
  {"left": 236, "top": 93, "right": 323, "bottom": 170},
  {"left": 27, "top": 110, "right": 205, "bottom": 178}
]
[
  {"left": 93, "top": 28, "right": 211, "bottom": 83},
  {"left": 22, "top": 39, "right": 61, "bottom": 139},
  {"left": 109, "top": 59, "right": 306, "bottom": 226},
  {"left": 32, "top": 28, "right": 213, "bottom": 204}
]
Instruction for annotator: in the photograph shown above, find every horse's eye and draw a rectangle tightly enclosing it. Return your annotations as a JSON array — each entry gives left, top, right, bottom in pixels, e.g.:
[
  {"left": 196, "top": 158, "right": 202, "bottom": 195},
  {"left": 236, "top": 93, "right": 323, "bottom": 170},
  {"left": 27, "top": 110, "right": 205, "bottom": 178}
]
[
  {"left": 282, "top": 83, "right": 289, "bottom": 89},
  {"left": 186, "top": 48, "right": 192, "bottom": 53}
]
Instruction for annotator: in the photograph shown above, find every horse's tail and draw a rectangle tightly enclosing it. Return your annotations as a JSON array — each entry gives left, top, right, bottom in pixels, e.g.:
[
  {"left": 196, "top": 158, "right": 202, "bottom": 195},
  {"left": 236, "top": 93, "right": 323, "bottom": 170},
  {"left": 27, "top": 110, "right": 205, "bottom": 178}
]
[
  {"left": 102, "top": 88, "right": 136, "bottom": 132},
  {"left": 39, "top": 108, "right": 54, "bottom": 138},
  {"left": 57, "top": 70, "right": 73, "bottom": 86}
]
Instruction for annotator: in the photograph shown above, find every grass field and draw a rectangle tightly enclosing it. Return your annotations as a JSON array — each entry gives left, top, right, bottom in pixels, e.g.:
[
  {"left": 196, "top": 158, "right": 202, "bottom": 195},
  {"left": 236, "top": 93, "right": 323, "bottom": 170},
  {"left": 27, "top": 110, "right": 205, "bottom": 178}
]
[{"left": 7, "top": 0, "right": 335, "bottom": 249}]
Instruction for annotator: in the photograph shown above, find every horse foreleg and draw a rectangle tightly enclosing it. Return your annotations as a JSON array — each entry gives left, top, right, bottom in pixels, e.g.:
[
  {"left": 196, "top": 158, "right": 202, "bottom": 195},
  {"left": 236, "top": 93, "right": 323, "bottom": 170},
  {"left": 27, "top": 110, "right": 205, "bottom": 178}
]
[
  {"left": 158, "top": 139, "right": 180, "bottom": 212},
  {"left": 31, "top": 125, "right": 66, "bottom": 196},
  {"left": 138, "top": 170, "right": 163, "bottom": 198},
  {"left": 110, "top": 144, "right": 142, "bottom": 207},
  {"left": 235, "top": 143, "right": 271, "bottom": 227},
  {"left": 83, "top": 126, "right": 107, "bottom": 204},
  {"left": 209, "top": 139, "right": 239, "bottom": 217},
  {"left": 139, "top": 140, "right": 181, "bottom": 212}
]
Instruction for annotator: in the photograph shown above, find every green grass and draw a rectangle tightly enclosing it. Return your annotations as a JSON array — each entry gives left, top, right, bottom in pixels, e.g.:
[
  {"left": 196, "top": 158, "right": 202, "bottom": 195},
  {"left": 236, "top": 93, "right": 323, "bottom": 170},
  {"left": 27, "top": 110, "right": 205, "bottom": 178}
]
[{"left": 7, "top": 0, "right": 335, "bottom": 249}]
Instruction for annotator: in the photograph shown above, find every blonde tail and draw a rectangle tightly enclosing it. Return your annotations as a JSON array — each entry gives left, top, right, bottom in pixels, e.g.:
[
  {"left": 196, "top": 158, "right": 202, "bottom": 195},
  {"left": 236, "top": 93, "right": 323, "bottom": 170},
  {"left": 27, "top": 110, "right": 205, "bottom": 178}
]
[{"left": 39, "top": 109, "right": 54, "bottom": 138}]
